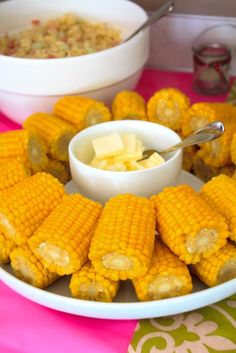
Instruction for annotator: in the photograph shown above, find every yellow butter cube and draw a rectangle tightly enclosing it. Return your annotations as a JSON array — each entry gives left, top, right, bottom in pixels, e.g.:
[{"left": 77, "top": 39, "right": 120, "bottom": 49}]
[
  {"left": 114, "top": 134, "right": 144, "bottom": 162},
  {"left": 142, "top": 152, "right": 165, "bottom": 169},
  {"left": 126, "top": 161, "right": 145, "bottom": 171},
  {"left": 92, "top": 133, "right": 124, "bottom": 159}
]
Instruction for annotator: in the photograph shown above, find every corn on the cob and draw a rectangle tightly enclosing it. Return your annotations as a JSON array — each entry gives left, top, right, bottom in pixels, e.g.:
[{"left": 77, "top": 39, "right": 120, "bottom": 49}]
[
  {"left": 0, "top": 232, "right": 16, "bottom": 264},
  {"left": 89, "top": 194, "right": 156, "bottom": 281},
  {"left": 182, "top": 146, "right": 198, "bottom": 172},
  {"left": 147, "top": 88, "right": 190, "bottom": 131},
  {"left": 230, "top": 132, "right": 236, "bottom": 165},
  {"left": 10, "top": 244, "right": 59, "bottom": 288},
  {"left": 182, "top": 103, "right": 236, "bottom": 168},
  {"left": 29, "top": 194, "right": 102, "bottom": 275},
  {"left": 0, "top": 159, "right": 31, "bottom": 191},
  {"left": 192, "top": 152, "right": 235, "bottom": 182},
  {"left": 54, "top": 96, "right": 111, "bottom": 131},
  {"left": 133, "top": 240, "right": 192, "bottom": 301},
  {"left": 151, "top": 185, "right": 229, "bottom": 264},
  {"left": 111, "top": 91, "right": 147, "bottom": 121},
  {"left": 192, "top": 242, "right": 236, "bottom": 287},
  {"left": 0, "top": 130, "right": 48, "bottom": 172},
  {"left": 201, "top": 174, "right": 236, "bottom": 243},
  {"left": 181, "top": 102, "right": 217, "bottom": 137},
  {"left": 23, "top": 113, "right": 76, "bottom": 161},
  {"left": 70, "top": 260, "right": 119, "bottom": 302},
  {"left": 43, "top": 159, "right": 70, "bottom": 184},
  {"left": 0, "top": 172, "right": 65, "bottom": 245}
]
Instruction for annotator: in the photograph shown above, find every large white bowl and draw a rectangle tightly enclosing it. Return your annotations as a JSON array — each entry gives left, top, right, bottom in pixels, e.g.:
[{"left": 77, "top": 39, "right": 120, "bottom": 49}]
[
  {"left": 0, "top": 0, "right": 149, "bottom": 124},
  {"left": 69, "top": 120, "right": 182, "bottom": 204}
]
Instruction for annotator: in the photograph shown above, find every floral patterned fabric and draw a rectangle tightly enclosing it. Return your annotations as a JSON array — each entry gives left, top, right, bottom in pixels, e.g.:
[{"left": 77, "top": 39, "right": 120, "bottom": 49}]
[{"left": 128, "top": 294, "right": 236, "bottom": 353}]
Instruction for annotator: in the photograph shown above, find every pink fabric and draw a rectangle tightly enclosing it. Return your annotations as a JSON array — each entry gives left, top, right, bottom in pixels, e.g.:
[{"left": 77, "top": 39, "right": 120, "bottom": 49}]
[
  {"left": 136, "top": 68, "right": 228, "bottom": 103},
  {"left": 0, "top": 282, "right": 137, "bottom": 353},
  {"left": 0, "top": 68, "right": 230, "bottom": 353}
]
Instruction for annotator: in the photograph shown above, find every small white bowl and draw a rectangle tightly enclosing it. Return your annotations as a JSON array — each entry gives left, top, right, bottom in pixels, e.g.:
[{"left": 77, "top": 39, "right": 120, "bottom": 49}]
[
  {"left": 0, "top": 0, "right": 149, "bottom": 124},
  {"left": 69, "top": 121, "right": 182, "bottom": 204}
]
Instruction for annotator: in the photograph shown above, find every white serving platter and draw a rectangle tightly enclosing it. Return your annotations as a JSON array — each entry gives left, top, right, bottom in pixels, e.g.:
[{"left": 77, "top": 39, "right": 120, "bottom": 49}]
[{"left": 0, "top": 171, "right": 235, "bottom": 320}]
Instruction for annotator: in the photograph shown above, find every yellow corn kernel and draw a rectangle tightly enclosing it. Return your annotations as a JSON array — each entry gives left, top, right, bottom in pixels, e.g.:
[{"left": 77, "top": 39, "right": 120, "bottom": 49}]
[
  {"left": 0, "top": 172, "right": 65, "bottom": 245},
  {"left": 10, "top": 244, "right": 59, "bottom": 288},
  {"left": 29, "top": 194, "right": 102, "bottom": 275},
  {"left": 54, "top": 96, "right": 111, "bottom": 131},
  {"left": 89, "top": 194, "right": 156, "bottom": 281},
  {"left": 201, "top": 174, "right": 236, "bottom": 243},
  {"left": 0, "top": 159, "right": 31, "bottom": 191},
  {"left": 0, "top": 129, "right": 48, "bottom": 172},
  {"left": 111, "top": 90, "right": 147, "bottom": 121},
  {"left": 151, "top": 185, "right": 229, "bottom": 264},
  {"left": 192, "top": 242, "right": 236, "bottom": 287},
  {"left": 23, "top": 113, "right": 77, "bottom": 161},
  {"left": 230, "top": 132, "right": 236, "bottom": 165},
  {"left": 133, "top": 240, "right": 193, "bottom": 301},
  {"left": 43, "top": 159, "right": 70, "bottom": 184},
  {"left": 147, "top": 88, "right": 190, "bottom": 131},
  {"left": 70, "top": 260, "right": 119, "bottom": 302},
  {"left": 0, "top": 232, "right": 16, "bottom": 264}
]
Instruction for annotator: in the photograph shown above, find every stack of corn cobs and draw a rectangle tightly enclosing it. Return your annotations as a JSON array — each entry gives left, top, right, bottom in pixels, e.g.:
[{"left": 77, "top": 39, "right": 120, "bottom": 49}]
[{"left": 0, "top": 88, "right": 236, "bottom": 302}]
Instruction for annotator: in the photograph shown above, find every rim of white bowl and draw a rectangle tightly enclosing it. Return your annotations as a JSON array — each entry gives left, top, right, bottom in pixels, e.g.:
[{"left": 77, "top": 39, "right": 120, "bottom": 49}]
[
  {"left": 69, "top": 120, "right": 182, "bottom": 175},
  {"left": 0, "top": 0, "right": 148, "bottom": 63}
]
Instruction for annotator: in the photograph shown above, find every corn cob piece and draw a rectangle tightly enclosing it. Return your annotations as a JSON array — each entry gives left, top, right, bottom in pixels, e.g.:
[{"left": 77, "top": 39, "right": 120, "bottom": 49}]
[
  {"left": 0, "top": 129, "right": 48, "bottom": 172},
  {"left": 70, "top": 260, "right": 119, "bottom": 302},
  {"left": 230, "top": 132, "right": 236, "bottom": 165},
  {"left": 181, "top": 102, "right": 217, "bottom": 137},
  {"left": 43, "top": 159, "right": 70, "bottom": 184},
  {"left": 147, "top": 88, "right": 190, "bottom": 131},
  {"left": 192, "top": 242, "right": 236, "bottom": 287},
  {"left": 182, "top": 145, "right": 198, "bottom": 172},
  {"left": 151, "top": 185, "right": 229, "bottom": 264},
  {"left": 133, "top": 240, "right": 193, "bottom": 301},
  {"left": 201, "top": 174, "right": 236, "bottom": 243},
  {"left": 111, "top": 91, "right": 147, "bottom": 121},
  {"left": 89, "top": 194, "right": 156, "bottom": 281},
  {"left": 23, "top": 113, "right": 77, "bottom": 161},
  {"left": 10, "top": 244, "right": 59, "bottom": 288},
  {"left": 0, "top": 159, "right": 31, "bottom": 191},
  {"left": 0, "top": 232, "right": 16, "bottom": 264},
  {"left": 54, "top": 96, "right": 111, "bottom": 131},
  {"left": 181, "top": 103, "right": 236, "bottom": 168},
  {"left": 29, "top": 194, "right": 102, "bottom": 275},
  {"left": 192, "top": 152, "right": 235, "bottom": 182},
  {"left": 0, "top": 172, "right": 65, "bottom": 245}
]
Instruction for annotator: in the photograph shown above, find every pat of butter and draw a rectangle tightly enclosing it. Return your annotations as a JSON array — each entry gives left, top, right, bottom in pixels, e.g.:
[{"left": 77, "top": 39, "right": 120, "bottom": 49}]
[
  {"left": 141, "top": 152, "right": 165, "bottom": 168},
  {"left": 92, "top": 133, "right": 124, "bottom": 159},
  {"left": 114, "top": 134, "right": 144, "bottom": 162}
]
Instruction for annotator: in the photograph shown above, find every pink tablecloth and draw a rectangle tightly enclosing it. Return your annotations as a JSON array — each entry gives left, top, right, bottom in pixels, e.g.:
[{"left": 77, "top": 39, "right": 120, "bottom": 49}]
[{"left": 0, "top": 68, "right": 229, "bottom": 353}]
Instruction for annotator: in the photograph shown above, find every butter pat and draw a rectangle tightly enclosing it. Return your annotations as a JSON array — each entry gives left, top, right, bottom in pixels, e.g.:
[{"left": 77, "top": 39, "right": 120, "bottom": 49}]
[
  {"left": 141, "top": 152, "right": 165, "bottom": 168},
  {"left": 92, "top": 133, "right": 124, "bottom": 159},
  {"left": 114, "top": 134, "right": 144, "bottom": 162}
]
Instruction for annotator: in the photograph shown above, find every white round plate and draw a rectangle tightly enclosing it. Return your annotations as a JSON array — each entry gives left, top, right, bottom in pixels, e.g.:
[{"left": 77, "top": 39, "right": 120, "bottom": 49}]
[{"left": 0, "top": 171, "right": 235, "bottom": 320}]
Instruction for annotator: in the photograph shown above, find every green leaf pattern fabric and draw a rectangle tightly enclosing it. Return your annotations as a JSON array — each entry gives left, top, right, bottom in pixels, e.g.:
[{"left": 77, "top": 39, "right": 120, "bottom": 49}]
[{"left": 128, "top": 294, "right": 236, "bottom": 353}]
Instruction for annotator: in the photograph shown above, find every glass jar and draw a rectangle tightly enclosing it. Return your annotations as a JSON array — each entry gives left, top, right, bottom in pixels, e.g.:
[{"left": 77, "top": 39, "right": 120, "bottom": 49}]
[{"left": 192, "top": 43, "right": 231, "bottom": 95}]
